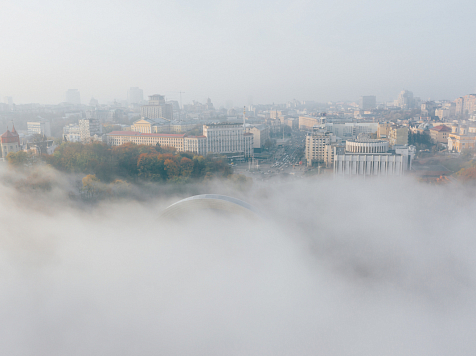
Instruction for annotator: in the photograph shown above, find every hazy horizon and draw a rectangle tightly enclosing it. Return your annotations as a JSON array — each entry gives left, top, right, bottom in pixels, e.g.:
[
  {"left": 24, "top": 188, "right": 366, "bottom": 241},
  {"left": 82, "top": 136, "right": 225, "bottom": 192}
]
[{"left": 2, "top": 0, "right": 476, "bottom": 106}]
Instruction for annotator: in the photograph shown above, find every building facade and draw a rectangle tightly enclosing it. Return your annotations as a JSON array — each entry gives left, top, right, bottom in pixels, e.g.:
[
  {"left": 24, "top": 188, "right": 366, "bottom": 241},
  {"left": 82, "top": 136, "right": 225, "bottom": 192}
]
[
  {"left": 128, "top": 87, "right": 143, "bottom": 104},
  {"left": 429, "top": 125, "right": 451, "bottom": 144},
  {"left": 247, "top": 125, "right": 270, "bottom": 149},
  {"left": 141, "top": 94, "right": 173, "bottom": 121},
  {"left": 203, "top": 123, "right": 253, "bottom": 158},
  {"left": 27, "top": 121, "right": 51, "bottom": 137},
  {"left": 79, "top": 118, "right": 102, "bottom": 142},
  {"left": 63, "top": 124, "right": 81, "bottom": 142},
  {"left": 0, "top": 125, "right": 20, "bottom": 160},
  {"left": 305, "top": 130, "right": 336, "bottom": 167},
  {"left": 359, "top": 96, "right": 376, "bottom": 110},
  {"left": 334, "top": 139, "right": 415, "bottom": 177}
]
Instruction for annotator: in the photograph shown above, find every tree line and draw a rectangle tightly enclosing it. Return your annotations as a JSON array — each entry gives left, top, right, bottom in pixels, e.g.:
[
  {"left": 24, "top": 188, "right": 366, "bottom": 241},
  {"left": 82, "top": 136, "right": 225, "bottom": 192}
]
[{"left": 7, "top": 142, "right": 233, "bottom": 183}]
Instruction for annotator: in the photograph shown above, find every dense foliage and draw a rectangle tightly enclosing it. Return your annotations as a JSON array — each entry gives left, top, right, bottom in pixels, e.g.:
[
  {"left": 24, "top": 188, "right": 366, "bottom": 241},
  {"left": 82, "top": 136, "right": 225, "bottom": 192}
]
[{"left": 39, "top": 142, "right": 233, "bottom": 182}]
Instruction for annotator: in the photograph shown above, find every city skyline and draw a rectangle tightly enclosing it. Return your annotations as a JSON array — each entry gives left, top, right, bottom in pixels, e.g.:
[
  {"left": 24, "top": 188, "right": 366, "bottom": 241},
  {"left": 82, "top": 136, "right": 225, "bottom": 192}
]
[{"left": 1, "top": 0, "right": 476, "bottom": 106}]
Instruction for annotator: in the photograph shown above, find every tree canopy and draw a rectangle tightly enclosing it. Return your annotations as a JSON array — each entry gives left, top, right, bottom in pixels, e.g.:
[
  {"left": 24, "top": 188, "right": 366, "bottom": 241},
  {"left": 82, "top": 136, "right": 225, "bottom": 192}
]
[{"left": 43, "top": 142, "right": 232, "bottom": 183}]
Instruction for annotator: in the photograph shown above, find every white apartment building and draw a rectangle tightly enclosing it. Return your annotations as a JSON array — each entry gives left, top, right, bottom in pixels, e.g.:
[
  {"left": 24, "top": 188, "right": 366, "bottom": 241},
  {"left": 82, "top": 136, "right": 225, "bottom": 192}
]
[
  {"left": 321, "top": 122, "right": 378, "bottom": 139},
  {"left": 27, "top": 121, "right": 51, "bottom": 137},
  {"left": 63, "top": 124, "right": 81, "bottom": 142},
  {"left": 79, "top": 118, "right": 102, "bottom": 142},
  {"left": 106, "top": 123, "right": 253, "bottom": 158},
  {"left": 203, "top": 123, "right": 253, "bottom": 158},
  {"left": 106, "top": 131, "right": 207, "bottom": 156},
  {"left": 247, "top": 125, "right": 270, "bottom": 149},
  {"left": 141, "top": 94, "right": 173, "bottom": 120},
  {"left": 334, "top": 139, "right": 415, "bottom": 177},
  {"left": 305, "top": 130, "right": 337, "bottom": 166}
]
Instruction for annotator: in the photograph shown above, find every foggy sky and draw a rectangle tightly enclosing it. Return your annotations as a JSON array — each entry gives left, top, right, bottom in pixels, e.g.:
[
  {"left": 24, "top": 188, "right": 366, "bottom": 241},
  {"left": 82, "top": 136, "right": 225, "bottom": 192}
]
[
  {"left": 1, "top": 0, "right": 476, "bottom": 106},
  {"left": 1, "top": 168, "right": 476, "bottom": 354}
]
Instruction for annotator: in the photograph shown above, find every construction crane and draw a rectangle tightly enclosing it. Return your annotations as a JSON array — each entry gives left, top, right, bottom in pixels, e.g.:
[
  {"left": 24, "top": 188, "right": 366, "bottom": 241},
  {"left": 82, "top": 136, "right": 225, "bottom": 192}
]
[{"left": 166, "top": 91, "right": 185, "bottom": 109}]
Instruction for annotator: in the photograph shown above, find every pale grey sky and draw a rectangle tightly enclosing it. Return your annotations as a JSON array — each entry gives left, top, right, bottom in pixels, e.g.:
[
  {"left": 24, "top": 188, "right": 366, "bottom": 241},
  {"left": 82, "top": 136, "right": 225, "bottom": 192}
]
[{"left": 1, "top": 0, "right": 475, "bottom": 106}]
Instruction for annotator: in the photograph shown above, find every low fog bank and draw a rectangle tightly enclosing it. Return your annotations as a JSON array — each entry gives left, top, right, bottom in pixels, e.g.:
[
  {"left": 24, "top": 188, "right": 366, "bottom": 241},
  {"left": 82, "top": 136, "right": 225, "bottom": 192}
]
[{"left": 0, "top": 173, "right": 476, "bottom": 355}]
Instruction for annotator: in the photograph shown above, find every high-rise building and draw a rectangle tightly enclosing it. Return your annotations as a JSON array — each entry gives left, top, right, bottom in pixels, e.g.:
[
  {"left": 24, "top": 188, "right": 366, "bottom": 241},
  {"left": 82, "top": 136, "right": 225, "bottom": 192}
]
[
  {"left": 128, "top": 87, "right": 143, "bottom": 104},
  {"left": 141, "top": 94, "right": 173, "bottom": 120},
  {"left": 396, "top": 90, "right": 414, "bottom": 110},
  {"left": 79, "top": 118, "right": 102, "bottom": 142},
  {"left": 359, "top": 96, "right": 376, "bottom": 110},
  {"left": 65, "top": 89, "right": 81, "bottom": 105},
  {"left": 305, "top": 129, "right": 337, "bottom": 167}
]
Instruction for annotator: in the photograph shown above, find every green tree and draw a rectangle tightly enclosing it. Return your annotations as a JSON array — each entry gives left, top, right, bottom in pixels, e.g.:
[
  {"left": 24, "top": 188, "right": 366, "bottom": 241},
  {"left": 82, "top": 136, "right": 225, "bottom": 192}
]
[
  {"left": 82, "top": 174, "right": 101, "bottom": 198},
  {"left": 6, "top": 151, "right": 32, "bottom": 168}
]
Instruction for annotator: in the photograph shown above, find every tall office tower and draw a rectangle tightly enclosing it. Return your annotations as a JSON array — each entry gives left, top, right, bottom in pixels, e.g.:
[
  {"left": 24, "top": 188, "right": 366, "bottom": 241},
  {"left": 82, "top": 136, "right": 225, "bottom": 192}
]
[
  {"left": 141, "top": 94, "right": 173, "bottom": 120},
  {"left": 359, "top": 96, "right": 376, "bottom": 110},
  {"left": 65, "top": 89, "right": 81, "bottom": 105},
  {"left": 4, "top": 97, "right": 13, "bottom": 105},
  {"left": 396, "top": 90, "right": 414, "bottom": 110},
  {"left": 127, "top": 87, "right": 143, "bottom": 104}
]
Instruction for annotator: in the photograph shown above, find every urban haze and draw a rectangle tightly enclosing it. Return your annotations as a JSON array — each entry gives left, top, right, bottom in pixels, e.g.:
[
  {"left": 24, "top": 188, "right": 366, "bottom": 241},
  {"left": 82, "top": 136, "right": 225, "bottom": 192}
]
[{"left": 1, "top": 0, "right": 476, "bottom": 355}]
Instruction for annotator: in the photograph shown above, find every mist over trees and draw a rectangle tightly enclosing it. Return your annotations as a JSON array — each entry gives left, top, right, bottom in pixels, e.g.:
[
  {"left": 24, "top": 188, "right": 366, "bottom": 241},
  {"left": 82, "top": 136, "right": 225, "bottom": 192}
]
[{"left": 7, "top": 142, "right": 233, "bottom": 183}]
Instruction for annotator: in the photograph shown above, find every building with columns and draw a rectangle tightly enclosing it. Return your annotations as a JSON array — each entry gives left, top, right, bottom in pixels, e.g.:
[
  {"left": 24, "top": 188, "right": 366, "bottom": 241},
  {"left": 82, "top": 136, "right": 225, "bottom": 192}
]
[{"left": 334, "top": 137, "right": 415, "bottom": 177}]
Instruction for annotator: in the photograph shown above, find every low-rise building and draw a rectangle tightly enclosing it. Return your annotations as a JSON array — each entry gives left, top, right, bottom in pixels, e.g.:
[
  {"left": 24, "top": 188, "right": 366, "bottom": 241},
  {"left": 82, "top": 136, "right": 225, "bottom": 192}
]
[
  {"left": 27, "top": 121, "right": 51, "bottom": 137},
  {"left": 0, "top": 125, "right": 20, "bottom": 160},
  {"left": 448, "top": 125, "right": 476, "bottom": 152},
  {"left": 106, "top": 123, "right": 253, "bottom": 158},
  {"left": 63, "top": 124, "right": 81, "bottom": 142},
  {"left": 429, "top": 125, "right": 451, "bottom": 144}
]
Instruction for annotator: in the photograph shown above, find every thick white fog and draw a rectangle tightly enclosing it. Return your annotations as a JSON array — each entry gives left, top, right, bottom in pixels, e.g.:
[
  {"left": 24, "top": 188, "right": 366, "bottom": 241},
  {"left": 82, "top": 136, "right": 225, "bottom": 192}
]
[{"left": 0, "top": 175, "right": 475, "bottom": 355}]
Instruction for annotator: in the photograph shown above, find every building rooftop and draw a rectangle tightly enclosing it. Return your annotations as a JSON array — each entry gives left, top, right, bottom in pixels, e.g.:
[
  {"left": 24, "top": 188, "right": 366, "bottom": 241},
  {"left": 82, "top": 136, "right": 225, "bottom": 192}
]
[
  {"left": 430, "top": 125, "right": 451, "bottom": 132},
  {"left": 107, "top": 131, "right": 186, "bottom": 138}
]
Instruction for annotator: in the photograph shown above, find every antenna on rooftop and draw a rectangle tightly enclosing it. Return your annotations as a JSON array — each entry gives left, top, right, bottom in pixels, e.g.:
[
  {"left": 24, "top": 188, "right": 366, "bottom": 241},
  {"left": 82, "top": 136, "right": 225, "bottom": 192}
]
[{"left": 243, "top": 106, "right": 246, "bottom": 130}]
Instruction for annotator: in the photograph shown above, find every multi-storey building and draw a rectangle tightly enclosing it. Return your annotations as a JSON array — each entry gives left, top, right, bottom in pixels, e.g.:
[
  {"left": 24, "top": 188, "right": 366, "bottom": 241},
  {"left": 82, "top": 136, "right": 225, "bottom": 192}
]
[
  {"left": 388, "top": 126, "right": 409, "bottom": 147},
  {"left": 106, "top": 123, "right": 253, "bottom": 158},
  {"left": 141, "top": 94, "right": 173, "bottom": 121},
  {"left": 334, "top": 138, "right": 415, "bottom": 177},
  {"left": 79, "top": 118, "right": 102, "bottom": 142},
  {"left": 247, "top": 125, "right": 270, "bottom": 150},
  {"left": 63, "top": 124, "right": 81, "bottom": 142},
  {"left": 298, "top": 116, "right": 321, "bottom": 130},
  {"left": 106, "top": 131, "right": 207, "bottom": 156},
  {"left": 323, "top": 122, "right": 378, "bottom": 139},
  {"left": 0, "top": 125, "right": 20, "bottom": 160},
  {"left": 203, "top": 123, "right": 253, "bottom": 158},
  {"left": 127, "top": 87, "right": 143, "bottom": 104},
  {"left": 429, "top": 125, "right": 451, "bottom": 144},
  {"left": 448, "top": 125, "right": 476, "bottom": 152},
  {"left": 305, "top": 129, "right": 336, "bottom": 167},
  {"left": 359, "top": 96, "right": 376, "bottom": 110},
  {"left": 130, "top": 118, "right": 170, "bottom": 133},
  {"left": 396, "top": 90, "right": 414, "bottom": 110},
  {"left": 27, "top": 121, "right": 51, "bottom": 137}
]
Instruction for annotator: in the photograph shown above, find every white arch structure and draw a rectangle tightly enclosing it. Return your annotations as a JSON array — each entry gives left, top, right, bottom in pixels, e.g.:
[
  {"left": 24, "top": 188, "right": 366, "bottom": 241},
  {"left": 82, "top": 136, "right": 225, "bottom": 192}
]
[{"left": 160, "top": 194, "right": 261, "bottom": 220}]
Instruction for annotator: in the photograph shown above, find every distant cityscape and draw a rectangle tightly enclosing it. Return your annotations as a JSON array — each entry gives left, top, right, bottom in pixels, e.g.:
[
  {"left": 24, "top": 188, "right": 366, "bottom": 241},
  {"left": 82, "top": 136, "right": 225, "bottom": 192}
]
[{"left": 1, "top": 88, "right": 476, "bottom": 181}]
